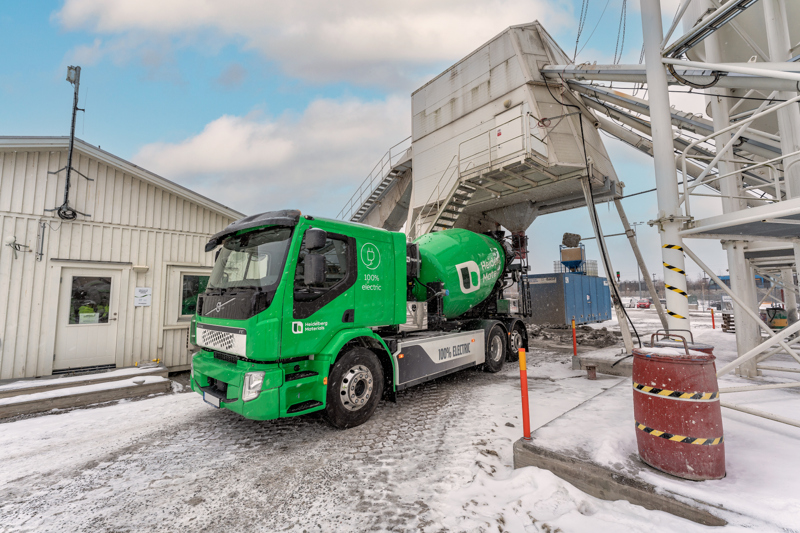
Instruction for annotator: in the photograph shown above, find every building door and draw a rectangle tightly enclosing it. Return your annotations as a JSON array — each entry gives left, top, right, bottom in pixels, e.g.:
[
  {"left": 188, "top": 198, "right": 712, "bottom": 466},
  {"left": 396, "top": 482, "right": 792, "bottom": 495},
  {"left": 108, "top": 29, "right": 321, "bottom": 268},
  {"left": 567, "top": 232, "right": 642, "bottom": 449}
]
[{"left": 54, "top": 268, "right": 121, "bottom": 371}]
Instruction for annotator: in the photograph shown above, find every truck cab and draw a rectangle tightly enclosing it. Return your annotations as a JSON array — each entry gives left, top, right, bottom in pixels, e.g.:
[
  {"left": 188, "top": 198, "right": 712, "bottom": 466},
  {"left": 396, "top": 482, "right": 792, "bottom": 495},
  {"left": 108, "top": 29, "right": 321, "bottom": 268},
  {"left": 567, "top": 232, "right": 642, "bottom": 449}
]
[{"left": 190, "top": 210, "right": 406, "bottom": 427}]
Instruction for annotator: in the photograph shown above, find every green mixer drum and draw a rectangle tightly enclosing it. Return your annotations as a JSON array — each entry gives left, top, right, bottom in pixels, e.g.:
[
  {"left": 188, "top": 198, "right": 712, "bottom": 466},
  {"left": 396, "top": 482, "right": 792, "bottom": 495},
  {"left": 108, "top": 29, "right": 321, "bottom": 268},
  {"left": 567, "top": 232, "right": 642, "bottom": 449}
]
[{"left": 413, "top": 229, "right": 505, "bottom": 318}]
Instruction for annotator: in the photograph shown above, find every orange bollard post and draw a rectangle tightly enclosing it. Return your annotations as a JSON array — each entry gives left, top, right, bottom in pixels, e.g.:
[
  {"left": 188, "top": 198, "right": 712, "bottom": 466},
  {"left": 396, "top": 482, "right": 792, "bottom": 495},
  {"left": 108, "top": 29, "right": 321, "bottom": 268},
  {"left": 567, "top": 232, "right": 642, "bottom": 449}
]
[
  {"left": 519, "top": 348, "right": 531, "bottom": 441},
  {"left": 711, "top": 308, "right": 716, "bottom": 329},
  {"left": 572, "top": 318, "right": 578, "bottom": 358}
]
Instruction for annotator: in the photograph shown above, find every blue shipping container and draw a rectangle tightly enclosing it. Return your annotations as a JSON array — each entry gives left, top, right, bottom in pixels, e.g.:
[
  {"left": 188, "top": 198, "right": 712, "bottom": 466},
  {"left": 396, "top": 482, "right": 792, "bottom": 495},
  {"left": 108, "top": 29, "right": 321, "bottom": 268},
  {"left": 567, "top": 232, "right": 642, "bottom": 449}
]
[{"left": 526, "top": 273, "right": 612, "bottom": 326}]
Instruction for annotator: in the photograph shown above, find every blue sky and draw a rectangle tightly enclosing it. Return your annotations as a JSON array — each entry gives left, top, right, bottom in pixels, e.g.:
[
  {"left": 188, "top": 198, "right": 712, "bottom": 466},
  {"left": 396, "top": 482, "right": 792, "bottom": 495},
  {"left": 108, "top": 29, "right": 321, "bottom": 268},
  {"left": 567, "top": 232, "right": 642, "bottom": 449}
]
[{"left": 2, "top": 0, "right": 730, "bottom": 281}]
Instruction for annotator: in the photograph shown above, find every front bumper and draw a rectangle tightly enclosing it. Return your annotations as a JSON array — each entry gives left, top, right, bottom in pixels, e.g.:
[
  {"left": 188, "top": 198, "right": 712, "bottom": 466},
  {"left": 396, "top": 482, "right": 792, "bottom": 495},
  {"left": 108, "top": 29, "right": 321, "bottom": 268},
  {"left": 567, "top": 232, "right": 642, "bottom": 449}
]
[{"left": 190, "top": 350, "right": 328, "bottom": 420}]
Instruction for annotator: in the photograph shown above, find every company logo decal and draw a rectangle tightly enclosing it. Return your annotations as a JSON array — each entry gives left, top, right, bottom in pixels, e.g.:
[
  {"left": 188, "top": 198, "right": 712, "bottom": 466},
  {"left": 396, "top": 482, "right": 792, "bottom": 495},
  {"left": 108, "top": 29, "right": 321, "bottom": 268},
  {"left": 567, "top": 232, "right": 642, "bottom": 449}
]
[
  {"left": 291, "top": 321, "right": 328, "bottom": 334},
  {"left": 455, "top": 261, "right": 481, "bottom": 294},
  {"left": 360, "top": 243, "right": 381, "bottom": 270},
  {"left": 206, "top": 298, "right": 235, "bottom": 315}
]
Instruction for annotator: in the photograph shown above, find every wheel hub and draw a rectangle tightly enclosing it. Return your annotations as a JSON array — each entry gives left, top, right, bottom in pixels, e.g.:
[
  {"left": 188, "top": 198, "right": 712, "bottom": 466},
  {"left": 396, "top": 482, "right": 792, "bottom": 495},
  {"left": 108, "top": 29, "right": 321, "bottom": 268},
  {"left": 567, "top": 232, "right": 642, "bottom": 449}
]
[
  {"left": 490, "top": 335, "right": 503, "bottom": 362},
  {"left": 510, "top": 330, "right": 523, "bottom": 353},
  {"left": 339, "top": 364, "right": 374, "bottom": 411}
]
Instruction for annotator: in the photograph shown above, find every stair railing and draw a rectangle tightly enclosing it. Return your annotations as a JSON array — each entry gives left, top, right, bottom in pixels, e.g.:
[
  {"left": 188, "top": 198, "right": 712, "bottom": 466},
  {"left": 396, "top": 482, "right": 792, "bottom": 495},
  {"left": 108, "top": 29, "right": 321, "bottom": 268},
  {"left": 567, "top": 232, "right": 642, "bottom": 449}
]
[
  {"left": 409, "top": 154, "right": 459, "bottom": 238},
  {"left": 338, "top": 136, "right": 412, "bottom": 221}
]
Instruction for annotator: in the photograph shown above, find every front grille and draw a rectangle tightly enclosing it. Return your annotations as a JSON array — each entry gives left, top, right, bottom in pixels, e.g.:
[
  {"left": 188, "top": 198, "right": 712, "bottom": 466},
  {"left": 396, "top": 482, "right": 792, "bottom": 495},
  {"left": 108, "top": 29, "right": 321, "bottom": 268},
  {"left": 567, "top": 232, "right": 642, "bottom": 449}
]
[
  {"left": 200, "top": 328, "right": 236, "bottom": 352},
  {"left": 213, "top": 351, "right": 239, "bottom": 365}
]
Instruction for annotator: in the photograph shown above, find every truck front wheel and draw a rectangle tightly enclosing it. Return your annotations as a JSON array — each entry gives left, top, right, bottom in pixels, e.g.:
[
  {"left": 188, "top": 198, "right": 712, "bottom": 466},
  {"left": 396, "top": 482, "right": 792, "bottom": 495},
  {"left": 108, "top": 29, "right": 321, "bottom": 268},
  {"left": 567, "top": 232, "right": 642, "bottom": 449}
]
[
  {"left": 325, "top": 347, "right": 384, "bottom": 429},
  {"left": 483, "top": 325, "right": 506, "bottom": 373}
]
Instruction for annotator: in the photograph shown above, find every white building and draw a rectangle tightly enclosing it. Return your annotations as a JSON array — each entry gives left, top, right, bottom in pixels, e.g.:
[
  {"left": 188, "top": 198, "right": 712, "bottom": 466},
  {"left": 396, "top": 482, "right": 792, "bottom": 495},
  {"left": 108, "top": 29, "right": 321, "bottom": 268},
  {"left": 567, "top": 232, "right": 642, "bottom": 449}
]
[{"left": 0, "top": 137, "right": 243, "bottom": 379}]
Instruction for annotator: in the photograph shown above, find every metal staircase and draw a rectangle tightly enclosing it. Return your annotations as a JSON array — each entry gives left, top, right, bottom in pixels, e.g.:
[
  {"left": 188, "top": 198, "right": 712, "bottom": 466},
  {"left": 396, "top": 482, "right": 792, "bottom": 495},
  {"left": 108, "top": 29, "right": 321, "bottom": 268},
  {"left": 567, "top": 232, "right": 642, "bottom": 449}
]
[
  {"left": 409, "top": 155, "right": 480, "bottom": 238},
  {"left": 337, "top": 137, "right": 411, "bottom": 223},
  {"left": 428, "top": 181, "right": 477, "bottom": 232},
  {"left": 348, "top": 161, "right": 411, "bottom": 222}
]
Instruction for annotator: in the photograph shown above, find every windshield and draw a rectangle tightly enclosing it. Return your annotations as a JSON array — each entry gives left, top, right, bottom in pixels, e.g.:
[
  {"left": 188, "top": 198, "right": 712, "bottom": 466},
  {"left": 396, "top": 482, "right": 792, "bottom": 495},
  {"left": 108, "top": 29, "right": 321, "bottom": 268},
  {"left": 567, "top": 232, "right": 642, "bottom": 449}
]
[{"left": 209, "top": 227, "right": 293, "bottom": 290}]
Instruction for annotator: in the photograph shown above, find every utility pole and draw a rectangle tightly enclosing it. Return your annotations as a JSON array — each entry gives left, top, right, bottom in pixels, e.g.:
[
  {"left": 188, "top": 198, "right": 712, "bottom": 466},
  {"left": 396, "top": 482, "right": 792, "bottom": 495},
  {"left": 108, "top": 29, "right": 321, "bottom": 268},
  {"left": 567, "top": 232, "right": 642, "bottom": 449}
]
[
  {"left": 702, "top": 272, "right": 708, "bottom": 311},
  {"left": 653, "top": 273, "right": 658, "bottom": 299},
  {"left": 631, "top": 221, "right": 645, "bottom": 300}
]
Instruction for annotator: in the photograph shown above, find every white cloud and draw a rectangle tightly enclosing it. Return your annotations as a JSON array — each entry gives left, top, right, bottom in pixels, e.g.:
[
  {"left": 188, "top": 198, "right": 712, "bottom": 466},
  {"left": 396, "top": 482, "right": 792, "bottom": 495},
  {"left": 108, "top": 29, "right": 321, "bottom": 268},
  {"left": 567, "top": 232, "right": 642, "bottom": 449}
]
[
  {"left": 133, "top": 96, "right": 410, "bottom": 216},
  {"left": 56, "top": 0, "right": 574, "bottom": 87},
  {"left": 68, "top": 38, "right": 104, "bottom": 66}
]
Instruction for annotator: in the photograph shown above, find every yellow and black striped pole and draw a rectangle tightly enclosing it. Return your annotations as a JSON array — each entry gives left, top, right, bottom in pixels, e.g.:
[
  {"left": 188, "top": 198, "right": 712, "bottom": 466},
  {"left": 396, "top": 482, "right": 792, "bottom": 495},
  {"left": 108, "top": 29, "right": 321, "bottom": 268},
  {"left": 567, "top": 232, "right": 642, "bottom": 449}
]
[{"left": 661, "top": 243, "right": 691, "bottom": 324}]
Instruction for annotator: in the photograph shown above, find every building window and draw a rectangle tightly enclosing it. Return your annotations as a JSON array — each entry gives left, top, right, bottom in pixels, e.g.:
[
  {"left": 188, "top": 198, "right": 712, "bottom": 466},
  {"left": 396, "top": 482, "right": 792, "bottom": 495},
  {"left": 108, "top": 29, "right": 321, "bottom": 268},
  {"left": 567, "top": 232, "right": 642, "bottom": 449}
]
[
  {"left": 69, "top": 276, "right": 111, "bottom": 324},
  {"left": 181, "top": 274, "right": 209, "bottom": 317}
]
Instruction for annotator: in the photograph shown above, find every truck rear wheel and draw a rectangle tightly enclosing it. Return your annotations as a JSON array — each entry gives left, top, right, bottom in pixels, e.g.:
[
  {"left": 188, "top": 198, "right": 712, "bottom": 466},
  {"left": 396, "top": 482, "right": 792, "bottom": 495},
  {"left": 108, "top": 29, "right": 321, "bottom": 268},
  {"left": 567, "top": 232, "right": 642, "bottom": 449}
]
[
  {"left": 483, "top": 325, "right": 506, "bottom": 373},
  {"left": 507, "top": 323, "right": 526, "bottom": 362},
  {"left": 325, "top": 347, "right": 384, "bottom": 429}
]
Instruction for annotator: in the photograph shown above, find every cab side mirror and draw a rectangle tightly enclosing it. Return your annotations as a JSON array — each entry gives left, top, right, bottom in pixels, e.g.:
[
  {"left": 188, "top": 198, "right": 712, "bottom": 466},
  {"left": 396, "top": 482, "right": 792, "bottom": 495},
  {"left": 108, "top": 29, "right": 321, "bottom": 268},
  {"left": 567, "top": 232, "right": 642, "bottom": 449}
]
[
  {"left": 304, "top": 254, "right": 326, "bottom": 286},
  {"left": 305, "top": 228, "right": 327, "bottom": 251}
]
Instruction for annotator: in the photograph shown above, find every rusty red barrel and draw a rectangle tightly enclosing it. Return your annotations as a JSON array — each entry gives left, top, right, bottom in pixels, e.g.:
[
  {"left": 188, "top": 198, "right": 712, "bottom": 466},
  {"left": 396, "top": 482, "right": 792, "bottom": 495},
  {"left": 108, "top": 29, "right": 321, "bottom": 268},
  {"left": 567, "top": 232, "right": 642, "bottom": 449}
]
[
  {"left": 649, "top": 329, "right": 714, "bottom": 355},
  {"left": 652, "top": 339, "right": 714, "bottom": 355},
  {"left": 632, "top": 338, "right": 725, "bottom": 480}
]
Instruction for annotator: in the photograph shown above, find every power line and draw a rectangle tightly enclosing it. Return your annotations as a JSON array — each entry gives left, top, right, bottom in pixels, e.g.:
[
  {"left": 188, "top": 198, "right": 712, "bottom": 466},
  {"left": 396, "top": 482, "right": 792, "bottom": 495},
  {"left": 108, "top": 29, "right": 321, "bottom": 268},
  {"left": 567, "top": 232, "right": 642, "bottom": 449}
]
[
  {"left": 576, "top": 0, "right": 613, "bottom": 59},
  {"left": 574, "top": 0, "right": 590, "bottom": 61},
  {"left": 613, "top": 0, "right": 628, "bottom": 65}
]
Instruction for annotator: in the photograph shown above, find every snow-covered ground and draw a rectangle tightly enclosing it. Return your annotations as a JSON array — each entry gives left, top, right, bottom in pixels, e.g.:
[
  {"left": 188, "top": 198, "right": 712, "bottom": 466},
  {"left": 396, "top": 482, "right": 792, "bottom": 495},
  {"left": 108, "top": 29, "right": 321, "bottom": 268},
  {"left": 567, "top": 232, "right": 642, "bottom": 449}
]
[{"left": 0, "top": 310, "right": 798, "bottom": 532}]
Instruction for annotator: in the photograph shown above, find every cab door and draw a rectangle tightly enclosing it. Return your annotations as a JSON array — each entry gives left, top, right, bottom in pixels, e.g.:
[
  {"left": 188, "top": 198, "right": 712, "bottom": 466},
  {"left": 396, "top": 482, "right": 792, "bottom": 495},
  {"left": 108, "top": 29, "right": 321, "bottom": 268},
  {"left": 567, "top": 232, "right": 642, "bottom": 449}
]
[{"left": 280, "top": 226, "right": 357, "bottom": 359}]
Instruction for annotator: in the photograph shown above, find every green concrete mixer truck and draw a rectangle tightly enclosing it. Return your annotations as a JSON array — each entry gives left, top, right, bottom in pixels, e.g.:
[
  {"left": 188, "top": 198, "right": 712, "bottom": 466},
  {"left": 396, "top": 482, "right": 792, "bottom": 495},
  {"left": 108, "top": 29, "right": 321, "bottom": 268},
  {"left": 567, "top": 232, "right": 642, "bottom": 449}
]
[{"left": 190, "top": 209, "right": 531, "bottom": 428}]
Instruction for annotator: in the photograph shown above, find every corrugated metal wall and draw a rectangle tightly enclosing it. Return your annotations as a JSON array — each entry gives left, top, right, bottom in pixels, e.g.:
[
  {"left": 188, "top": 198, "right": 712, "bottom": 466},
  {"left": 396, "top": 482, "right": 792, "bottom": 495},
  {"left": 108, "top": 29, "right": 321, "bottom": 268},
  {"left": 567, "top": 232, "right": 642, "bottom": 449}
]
[{"left": 0, "top": 147, "right": 237, "bottom": 379}]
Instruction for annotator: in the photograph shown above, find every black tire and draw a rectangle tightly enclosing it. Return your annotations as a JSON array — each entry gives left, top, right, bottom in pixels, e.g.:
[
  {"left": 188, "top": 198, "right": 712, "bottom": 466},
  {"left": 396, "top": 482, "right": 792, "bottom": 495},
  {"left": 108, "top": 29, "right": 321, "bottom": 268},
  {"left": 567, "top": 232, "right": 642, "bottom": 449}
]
[
  {"left": 483, "top": 325, "right": 506, "bottom": 373},
  {"left": 325, "top": 347, "right": 384, "bottom": 429},
  {"left": 507, "top": 322, "right": 526, "bottom": 362}
]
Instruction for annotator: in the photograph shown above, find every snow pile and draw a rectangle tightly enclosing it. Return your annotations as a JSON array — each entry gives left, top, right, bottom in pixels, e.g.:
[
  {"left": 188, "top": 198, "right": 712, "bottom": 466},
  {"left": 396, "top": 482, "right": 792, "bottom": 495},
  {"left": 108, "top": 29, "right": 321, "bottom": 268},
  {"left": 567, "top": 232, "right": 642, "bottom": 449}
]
[{"left": 527, "top": 323, "right": 620, "bottom": 348}]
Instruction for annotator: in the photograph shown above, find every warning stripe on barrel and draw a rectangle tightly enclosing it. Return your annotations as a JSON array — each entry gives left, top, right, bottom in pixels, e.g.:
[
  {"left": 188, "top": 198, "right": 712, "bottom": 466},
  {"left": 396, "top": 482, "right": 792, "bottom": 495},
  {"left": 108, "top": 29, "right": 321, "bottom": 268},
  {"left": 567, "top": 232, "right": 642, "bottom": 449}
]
[
  {"left": 663, "top": 262, "right": 686, "bottom": 275},
  {"left": 665, "top": 284, "right": 688, "bottom": 297},
  {"left": 633, "top": 381, "right": 719, "bottom": 400},
  {"left": 666, "top": 310, "right": 687, "bottom": 319},
  {"left": 636, "top": 422, "right": 723, "bottom": 446},
  {"left": 662, "top": 244, "right": 684, "bottom": 251}
]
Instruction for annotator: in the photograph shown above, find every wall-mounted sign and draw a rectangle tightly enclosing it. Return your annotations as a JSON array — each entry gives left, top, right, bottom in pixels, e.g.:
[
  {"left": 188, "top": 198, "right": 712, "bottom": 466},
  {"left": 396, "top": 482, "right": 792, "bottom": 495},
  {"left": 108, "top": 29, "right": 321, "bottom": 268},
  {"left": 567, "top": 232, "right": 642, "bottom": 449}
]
[{"left": 134, "top": 287, "right": 152, "bottom": 307}]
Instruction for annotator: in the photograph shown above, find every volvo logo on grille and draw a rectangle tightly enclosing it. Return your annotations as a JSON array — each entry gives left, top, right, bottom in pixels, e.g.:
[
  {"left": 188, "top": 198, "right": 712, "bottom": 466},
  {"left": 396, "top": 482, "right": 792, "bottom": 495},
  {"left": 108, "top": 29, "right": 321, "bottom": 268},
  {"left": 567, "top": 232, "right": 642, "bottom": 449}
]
[{"left": 207, "top": 298, "right": 235, "bottom": 315}]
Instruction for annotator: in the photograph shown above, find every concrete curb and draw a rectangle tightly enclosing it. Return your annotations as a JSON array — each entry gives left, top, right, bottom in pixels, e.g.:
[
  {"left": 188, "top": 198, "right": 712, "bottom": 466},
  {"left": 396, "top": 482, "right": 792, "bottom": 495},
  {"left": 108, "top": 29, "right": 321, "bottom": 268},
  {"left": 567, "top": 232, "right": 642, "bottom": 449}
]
[
  {"left": 0, "top": 368, "right": 169, "bottom": 399},
  {"left": 0, "top": 380, "right": 172, "bottom": 419},
  {"left": 513, "top": 439, "right": 727, "bottom": 526}
]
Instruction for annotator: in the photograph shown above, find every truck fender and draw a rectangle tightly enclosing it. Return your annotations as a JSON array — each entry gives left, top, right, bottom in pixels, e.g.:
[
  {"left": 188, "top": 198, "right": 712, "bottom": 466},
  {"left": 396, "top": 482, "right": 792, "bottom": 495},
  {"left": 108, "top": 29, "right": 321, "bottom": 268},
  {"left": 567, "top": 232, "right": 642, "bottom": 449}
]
[
  {"left": 464, "top": 319, "right": 507, "bottom": 364},
  {"left": 501, "top": 318, "right": 529, "bottom": 350},
  {"left": 319, "top": 328, "right": 397, "bottom": 399}
]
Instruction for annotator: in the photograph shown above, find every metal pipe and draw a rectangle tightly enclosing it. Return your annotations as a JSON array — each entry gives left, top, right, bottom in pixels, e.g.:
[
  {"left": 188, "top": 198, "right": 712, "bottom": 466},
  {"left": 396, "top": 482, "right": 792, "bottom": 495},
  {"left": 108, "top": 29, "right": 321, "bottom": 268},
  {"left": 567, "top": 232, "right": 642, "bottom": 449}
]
[
  {"left": 641, "top": 0, "right": 691, "bottom": 333},
  {"left": 720, "top": 382, "right": 800, "bottom": 393},
  {"left": 544, "top": 65, "right": 800, "bottom": 91},
  {"left": 615, "top": 199, "right": 668, "bottom": 329},
  {"left": 661, "top": 58, "right": 800, "bottom": 82},
  {"left": 763, "top": 0, "right": 800, "bottom": 201},
  {"left": 758, "top": 365, "right": 800, "bottom": 373},
  {"left": 660, "top": 0, "right": 694, "bottom": 50},
  {"left": 720, "top": 401, "right": 800, "bottom": 429},
  {"left": 580, "top": 178, "right": 634, "bottom": 353},
  {"left": 682, "top": 243, "right": 800, "bottom": 374}
]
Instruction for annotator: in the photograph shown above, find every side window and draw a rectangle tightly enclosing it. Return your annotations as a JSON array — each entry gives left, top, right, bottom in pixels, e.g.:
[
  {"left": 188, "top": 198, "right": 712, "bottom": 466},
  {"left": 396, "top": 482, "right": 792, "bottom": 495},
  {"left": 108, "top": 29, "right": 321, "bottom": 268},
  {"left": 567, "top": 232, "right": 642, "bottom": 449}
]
[
  {"left": 181, "top": 274, "right": 209, "bottom": 317},
  {"left": 293, "top": 230, "right": 356, "bottom": 318}
]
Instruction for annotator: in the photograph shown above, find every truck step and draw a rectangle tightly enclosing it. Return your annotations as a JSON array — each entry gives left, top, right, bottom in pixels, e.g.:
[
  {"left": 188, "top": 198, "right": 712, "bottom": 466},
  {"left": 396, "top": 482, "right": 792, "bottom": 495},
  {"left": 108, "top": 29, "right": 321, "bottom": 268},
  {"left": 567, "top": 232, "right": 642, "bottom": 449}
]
[
  {"left": 285, "top": 371, "right": 319, "bottom": 382},
  {"left": 287, "top": 400, "right": 323, "bottom": 413}
]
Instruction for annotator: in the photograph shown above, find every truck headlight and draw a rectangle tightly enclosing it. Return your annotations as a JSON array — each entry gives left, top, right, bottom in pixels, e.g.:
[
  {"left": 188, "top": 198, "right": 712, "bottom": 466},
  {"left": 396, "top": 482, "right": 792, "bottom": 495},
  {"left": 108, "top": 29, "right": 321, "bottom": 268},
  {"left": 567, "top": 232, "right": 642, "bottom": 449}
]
[{"left": 242, "top": 371, "right": 265, "bottom": 402}]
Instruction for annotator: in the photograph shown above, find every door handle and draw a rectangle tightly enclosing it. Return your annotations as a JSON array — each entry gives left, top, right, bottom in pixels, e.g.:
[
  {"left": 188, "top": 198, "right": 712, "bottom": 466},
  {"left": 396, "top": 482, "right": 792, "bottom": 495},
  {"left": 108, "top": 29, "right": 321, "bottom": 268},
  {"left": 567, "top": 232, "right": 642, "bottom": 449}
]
[{"left": 109, "top": 318, "right": 117, "bottom": 321}]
